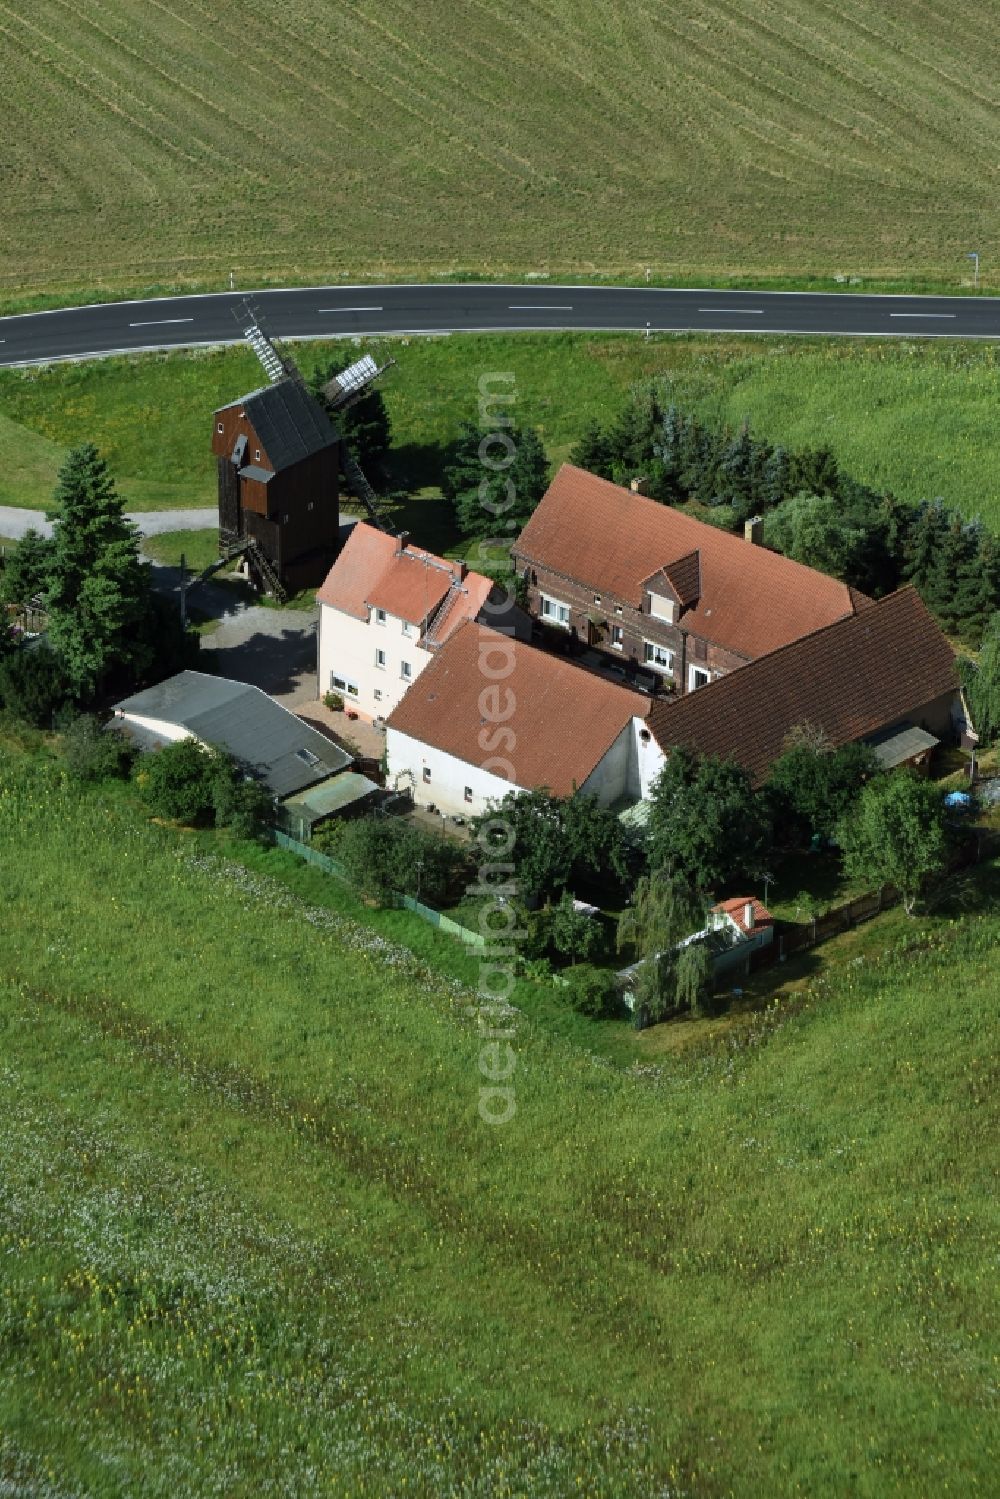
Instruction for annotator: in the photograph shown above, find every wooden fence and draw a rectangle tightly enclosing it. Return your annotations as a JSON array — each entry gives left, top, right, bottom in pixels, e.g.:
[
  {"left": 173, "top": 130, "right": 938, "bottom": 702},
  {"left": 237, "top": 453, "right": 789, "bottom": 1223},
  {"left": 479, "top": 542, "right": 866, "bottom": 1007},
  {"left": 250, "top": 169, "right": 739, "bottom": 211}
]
[{"left": 755, "top": 830, "right": 985, "bottom": 970}]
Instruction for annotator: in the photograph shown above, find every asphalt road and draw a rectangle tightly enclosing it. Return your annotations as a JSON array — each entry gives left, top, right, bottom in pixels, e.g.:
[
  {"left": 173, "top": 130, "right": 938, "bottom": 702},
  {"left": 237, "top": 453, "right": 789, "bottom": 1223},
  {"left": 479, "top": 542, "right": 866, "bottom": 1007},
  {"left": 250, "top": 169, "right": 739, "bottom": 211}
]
[{"left": 2, "top": 284, "right": 999, "bottom": 366}]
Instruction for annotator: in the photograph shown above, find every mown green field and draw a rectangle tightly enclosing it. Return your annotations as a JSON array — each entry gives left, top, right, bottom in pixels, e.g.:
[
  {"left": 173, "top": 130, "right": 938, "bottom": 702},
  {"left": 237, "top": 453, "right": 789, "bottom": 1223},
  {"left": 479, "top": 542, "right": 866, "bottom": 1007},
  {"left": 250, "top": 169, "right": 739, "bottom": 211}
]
[
  {"left": 3, "top": 334, "right": 1000, "bottom": 533},
  {"left": 0, "top": 750, "right": 995, "bottom": 1495},
  {"left": 1, "top": 1, "right": 997, "bottom": 303}
]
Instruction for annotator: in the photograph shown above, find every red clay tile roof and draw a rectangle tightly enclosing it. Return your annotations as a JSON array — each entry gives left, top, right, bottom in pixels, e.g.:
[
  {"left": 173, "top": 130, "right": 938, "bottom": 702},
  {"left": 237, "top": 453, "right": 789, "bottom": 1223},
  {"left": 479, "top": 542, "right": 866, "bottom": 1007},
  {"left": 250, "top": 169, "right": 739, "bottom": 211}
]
[
  {"left": 662, "top": 550, "right": 702, "bottom": 608},
  {"left": 316, "top": 523, "right": 397, "bottom": 620},
  {"left": 425, "top": 572, "right": 496, "bottom": 647},
  {"left": 646, "top": 587, "right": 959, "bottom": 787},
  {"left": 513, "top": 466, "right": 864, "bottom": 658},
  {"left": 317, "top": 522, "right": 489, "bottom": 631},
  {"left": 366, "top": 552, "right": 455, "bottom": 627},
  {"left": 712, "top": 897, "right": 773, "bottom": 934},
  {"left": 386, "top": 622, "right": 649, "bottom": 797}
]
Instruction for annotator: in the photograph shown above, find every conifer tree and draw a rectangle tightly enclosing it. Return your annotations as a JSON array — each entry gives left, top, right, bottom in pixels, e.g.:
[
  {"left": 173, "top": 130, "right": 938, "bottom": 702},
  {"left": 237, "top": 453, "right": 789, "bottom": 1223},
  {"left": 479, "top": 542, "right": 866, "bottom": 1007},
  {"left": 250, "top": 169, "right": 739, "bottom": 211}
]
[{"left": 44, "top": 444, "right": 152, "bottom": 696}]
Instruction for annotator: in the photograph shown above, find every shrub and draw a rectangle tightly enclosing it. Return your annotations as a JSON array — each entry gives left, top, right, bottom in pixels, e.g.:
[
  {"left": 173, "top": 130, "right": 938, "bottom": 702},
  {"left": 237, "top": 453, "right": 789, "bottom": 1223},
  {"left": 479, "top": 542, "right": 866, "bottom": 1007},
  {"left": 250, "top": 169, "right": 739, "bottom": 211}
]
[
  {"left": 211, "top": 766, "right": 272, "bottom": 840},
  {"left": 549, "top": 891, "right": 602, "bottom": 964},
  {"left": 324, "top": 691, "right": 344, "bottom": 712},
  {"left": 61, "top": 714, "right": 134, "bottom": 781},
  {"left": 336, "top": 816, "right": 469, "bottom": 905},
  {"left": 135, "top": 736, "right": 271, "bottom": 837},
  {"left": 136, "top": 737, "right": 218, "bottom": 824},
  {"left": 562, "top": 964, "right": 619, "bottom": 1019},
  {"left": 0, "top": 646, "right": 73, "bottom": 727}
]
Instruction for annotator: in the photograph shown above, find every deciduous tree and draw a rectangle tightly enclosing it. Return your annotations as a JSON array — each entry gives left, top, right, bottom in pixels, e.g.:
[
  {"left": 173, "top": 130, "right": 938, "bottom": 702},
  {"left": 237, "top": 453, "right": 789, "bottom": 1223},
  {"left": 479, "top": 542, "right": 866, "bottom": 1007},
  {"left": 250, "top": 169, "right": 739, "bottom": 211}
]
[
  {"left": 837, "top": 773, "right": 948, "bottom": 915},
  {"left": 647, "top": 749, "right": 771, "bottom": 889}
]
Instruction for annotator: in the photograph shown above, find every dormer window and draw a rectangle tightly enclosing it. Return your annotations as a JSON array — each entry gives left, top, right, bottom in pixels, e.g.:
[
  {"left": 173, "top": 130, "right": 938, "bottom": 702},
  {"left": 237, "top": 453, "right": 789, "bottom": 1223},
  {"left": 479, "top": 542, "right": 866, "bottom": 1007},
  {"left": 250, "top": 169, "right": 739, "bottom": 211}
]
[
  {"left": 375, "top": 608, "right": 387, "bottom": 625},
  {"left": 217, "top": 422, "right": 224, "bottom": 434},
  {"left": 648, "top": 593, "right": 676, "bottom": 625}
]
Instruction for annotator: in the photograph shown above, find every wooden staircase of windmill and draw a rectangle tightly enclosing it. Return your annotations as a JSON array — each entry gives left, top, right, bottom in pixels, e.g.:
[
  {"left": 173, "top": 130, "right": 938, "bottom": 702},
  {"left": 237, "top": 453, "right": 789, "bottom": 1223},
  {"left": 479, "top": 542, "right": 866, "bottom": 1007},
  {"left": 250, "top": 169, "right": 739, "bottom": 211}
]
[
  {"left": 242, "top": 537, "right": 288, "bottom": 603},
  {"left": 340, "top": 447, "right": 391, "bottom": 531}
]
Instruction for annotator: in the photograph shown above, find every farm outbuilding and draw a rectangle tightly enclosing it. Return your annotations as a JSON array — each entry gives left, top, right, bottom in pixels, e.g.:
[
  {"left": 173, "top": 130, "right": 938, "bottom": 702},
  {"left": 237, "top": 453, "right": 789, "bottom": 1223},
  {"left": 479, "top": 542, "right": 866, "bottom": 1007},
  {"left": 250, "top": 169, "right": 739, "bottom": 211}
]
[{"left": 113, "top": 670, "right": 351, "bottom": 799}]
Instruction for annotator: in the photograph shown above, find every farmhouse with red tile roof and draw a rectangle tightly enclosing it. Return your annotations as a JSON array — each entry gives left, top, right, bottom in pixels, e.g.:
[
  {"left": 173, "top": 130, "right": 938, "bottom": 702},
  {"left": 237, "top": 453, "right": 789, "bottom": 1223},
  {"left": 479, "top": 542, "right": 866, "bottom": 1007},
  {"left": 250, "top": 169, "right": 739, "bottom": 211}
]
[
  {"left": 645, "top": 586, "right": 962, "bottom": 787},
  {"left": 316, "top": 522, "right": 529, "bottom": 720},
  {"left": 511, "top": 465, "right": 868, "bottom": 694},
  {"left": 384, "top": 622, "right": 656, "bottom": 818}
]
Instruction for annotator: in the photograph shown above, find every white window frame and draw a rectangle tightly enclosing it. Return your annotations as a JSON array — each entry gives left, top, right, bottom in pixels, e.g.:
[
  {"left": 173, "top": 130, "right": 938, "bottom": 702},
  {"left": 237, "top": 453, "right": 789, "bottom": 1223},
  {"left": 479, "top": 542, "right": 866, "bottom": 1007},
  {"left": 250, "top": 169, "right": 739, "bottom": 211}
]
[
  {"left": 643, "top": 641, "right": 674, "bottom": 674},
  {"left": 611, "top": 624, "right": 624, "bottom": 651},
  {"left": 374, "top": 607, "right": 387, "bottom": 626},
  {"left": 422, "top": 766, "right": 431, "bottom": 784},
  {"left": 375, "top": 648, "right": 386, "bottom": 669},
  {"left": 330, "top": 672, "right": 360, "bottom": 698},
  {"left": 688, "top": 665, "right": 711, "bottom": 691},
  {"left": 217, "top": 422, "right": 224, "bottom": 434},
  {"left": 540, "top": 594, "right": 571, "bottom": 628},
  {"left": 400, "top": 660, "right": 413, "bottom": 681},
  {"left": 649, "top": 593, "right": 676, "bottom": 624},
  {"left": 401, "top": 620, "right": 414, "bottom": 637}
]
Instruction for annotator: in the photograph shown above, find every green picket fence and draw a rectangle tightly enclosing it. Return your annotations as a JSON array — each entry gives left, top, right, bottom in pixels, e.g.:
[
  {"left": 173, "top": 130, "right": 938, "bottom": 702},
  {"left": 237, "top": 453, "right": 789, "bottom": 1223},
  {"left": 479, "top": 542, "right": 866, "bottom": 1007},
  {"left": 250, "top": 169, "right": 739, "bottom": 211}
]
[{"left": 271, "top": 831, "right": 484, "bottom": 947}]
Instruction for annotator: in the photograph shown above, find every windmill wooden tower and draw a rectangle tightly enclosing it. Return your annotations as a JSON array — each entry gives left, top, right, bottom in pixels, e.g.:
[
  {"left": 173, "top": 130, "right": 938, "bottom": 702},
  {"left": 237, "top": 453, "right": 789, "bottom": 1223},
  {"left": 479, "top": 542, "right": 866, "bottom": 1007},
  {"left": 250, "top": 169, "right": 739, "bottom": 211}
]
[{"left": 210, "top": 305, "right": 394, "bottom": 597}]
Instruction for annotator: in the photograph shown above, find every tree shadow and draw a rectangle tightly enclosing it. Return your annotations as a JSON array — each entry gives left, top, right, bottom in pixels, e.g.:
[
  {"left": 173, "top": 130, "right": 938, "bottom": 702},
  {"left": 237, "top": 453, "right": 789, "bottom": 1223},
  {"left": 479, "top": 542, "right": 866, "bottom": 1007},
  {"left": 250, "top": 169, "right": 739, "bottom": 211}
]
[{"left": 199, "top": 624, "right": 316, "bottom": 698}]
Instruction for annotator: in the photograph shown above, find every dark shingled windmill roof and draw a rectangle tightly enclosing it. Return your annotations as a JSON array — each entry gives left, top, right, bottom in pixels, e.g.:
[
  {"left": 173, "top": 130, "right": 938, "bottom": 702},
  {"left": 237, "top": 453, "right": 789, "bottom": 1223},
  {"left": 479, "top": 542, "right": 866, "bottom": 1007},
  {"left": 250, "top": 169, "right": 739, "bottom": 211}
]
[
  {"left": 646, "top": 587, "right": 959, "bottom": 787},
  {"left": 221, "top": 379, "right": 337, "bottom": 472}
]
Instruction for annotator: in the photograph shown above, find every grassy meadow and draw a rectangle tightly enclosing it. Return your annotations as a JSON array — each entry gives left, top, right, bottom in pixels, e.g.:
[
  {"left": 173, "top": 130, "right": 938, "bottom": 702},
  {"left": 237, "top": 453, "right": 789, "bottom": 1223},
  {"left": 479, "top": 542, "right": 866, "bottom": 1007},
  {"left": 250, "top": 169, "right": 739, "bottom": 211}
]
[
  {"left": 0, "top": 747, "right": 996, "bottom": 1495},
  {"left": 3, "top": 334, "right": 1000, "bottom": 536},
  {"left": 1, "top": 2, "right": 998, "bottom": 304}
]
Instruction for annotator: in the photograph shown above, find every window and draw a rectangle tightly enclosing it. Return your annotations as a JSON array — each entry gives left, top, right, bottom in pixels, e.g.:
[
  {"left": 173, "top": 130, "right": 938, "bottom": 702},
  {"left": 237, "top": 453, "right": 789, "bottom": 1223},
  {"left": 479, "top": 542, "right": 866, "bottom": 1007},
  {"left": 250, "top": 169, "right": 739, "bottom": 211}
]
[
  {"left": 330, "top": 673, "right": 360, "bottom": 698},
  {"left": 217, "top": 422, "right": 224, "bottom": 434},
  {"left": 464, "top": 786, "right": 473, "bottom": 803},
  {"left": 593, "top": 594, "right": 602, "bottom": 605},
  {"left": 254, "top": 448, "right": 261, "bottom": 462},
  {"left": 307, "top": 501, "right": 314, "bottom": 512},
  {"left": 422, "top": 767, "right": 432, "bottom": 784},
  {"left": 540, "top": 594, "right": 571, "bottom": 628},
  {"left": 644, "top": 641, "right": 674, "bottom": 674},
  {"left": 615, "top": 605, "right": 623, "bottom": 617},
  {"left": 347, "top": 682, "right": 359, "bottom": 698},
  {"left": 375, "top": 608, "right": 387, "bottom": 626},
  {"left": 611, "top": 625, "right": 624, "bottom": 651},
  {"left": 401, "top": 621, "right": 413, "bottom": 637},
  {"left": 401, "top": 661, "right": 413, "bottom": 681},
  {"left": 374, "top": 688, "right": 382, "bottom": 703},
  {"left": 375, "top": 648, "right": 386, "bottom": 669},
  {"left": 639, "top": 728, "right": 651, "bottom": 744},
  {"left": 689, "top": 666, "right": 711, "bottom": 691},
  {"left": 649, "top": 593, "right": 675, "bottom": 625}
]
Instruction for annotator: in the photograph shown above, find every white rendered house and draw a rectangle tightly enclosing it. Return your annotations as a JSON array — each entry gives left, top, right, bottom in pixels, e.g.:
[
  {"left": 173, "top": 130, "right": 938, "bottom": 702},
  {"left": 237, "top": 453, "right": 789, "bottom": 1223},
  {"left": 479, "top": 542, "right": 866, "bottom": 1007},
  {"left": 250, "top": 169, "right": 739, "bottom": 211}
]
[
  {"left": 316, "top": 523, "right": 521, "bottom": 720},
  {"left": 385, "top": 621, "right": 654, "bottom": 819}
]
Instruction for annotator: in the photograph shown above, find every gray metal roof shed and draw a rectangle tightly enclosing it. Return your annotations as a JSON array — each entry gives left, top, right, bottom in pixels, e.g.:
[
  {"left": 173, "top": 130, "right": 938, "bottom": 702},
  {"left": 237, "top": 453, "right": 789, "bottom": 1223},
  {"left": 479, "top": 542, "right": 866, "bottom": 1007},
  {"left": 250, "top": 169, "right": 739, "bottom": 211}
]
[
  {"left": 114, "top": 670, "right": 351, "bottom": 797},
  {"left": 865, "top": 722, "right": 939, "bottom": 769}
]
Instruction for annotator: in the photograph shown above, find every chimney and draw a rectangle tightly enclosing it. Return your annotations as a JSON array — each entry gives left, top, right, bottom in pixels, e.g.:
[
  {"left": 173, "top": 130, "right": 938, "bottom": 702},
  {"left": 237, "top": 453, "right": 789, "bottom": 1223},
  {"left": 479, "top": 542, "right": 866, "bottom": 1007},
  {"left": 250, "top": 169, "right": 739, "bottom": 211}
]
[
  {"left": 395, "top": 530, "right": 410, "bottom": 556},
  {"left": 630, "top": 476, "right": 650, "bottom": 496},
  {"left": 744, "top": 901, "right": 755, "bottom": 931},
  {"left": 744, "top": 516, "right": 763, "bottom": 546}
]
